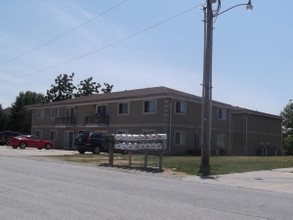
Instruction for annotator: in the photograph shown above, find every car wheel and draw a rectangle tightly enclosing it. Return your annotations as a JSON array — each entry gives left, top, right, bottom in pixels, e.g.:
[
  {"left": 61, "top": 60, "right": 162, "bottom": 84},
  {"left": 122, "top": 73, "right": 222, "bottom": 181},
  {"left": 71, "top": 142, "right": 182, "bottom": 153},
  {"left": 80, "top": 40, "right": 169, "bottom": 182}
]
[
  {"left": 45, "top": 144, "right": 52, "bottom": 150},
  {"left": 93, "top": 146, "right": 101, "bottom": 154},
  {"left": 78, "top": 150, "right": 85, "bottom": 154},
  {"left": 20, "top": 142, "right": 27, "bottom": 149},
  {"left": 6, "top": 140, "right": 10, "bottom": 146}
]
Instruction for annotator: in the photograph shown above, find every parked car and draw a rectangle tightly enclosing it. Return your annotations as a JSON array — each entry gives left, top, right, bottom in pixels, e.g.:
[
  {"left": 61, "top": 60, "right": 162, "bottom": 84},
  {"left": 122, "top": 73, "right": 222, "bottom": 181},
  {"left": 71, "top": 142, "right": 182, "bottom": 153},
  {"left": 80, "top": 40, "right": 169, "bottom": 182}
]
[
  {"left": 8, "top": 135, "right": 55, "bottom": 150},
  {"left": 74, "top": 132, "right": 107, "bottom": 154},
  {"left": 0, "top": 131, "right": 21, "bottom": 146}
]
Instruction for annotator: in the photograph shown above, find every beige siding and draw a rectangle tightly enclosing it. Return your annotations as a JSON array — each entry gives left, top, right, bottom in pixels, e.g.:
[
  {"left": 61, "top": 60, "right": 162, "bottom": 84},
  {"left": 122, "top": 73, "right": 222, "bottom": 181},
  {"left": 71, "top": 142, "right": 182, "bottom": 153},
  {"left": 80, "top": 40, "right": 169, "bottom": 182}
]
[{"left": 29, "top": 87, "right": 282, "bottom": 155}]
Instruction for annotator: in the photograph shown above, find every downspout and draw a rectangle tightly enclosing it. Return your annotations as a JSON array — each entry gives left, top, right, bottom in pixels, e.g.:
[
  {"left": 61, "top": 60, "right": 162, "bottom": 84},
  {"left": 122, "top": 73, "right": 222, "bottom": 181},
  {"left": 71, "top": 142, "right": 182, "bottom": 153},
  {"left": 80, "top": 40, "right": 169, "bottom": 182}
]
[
  {"left": 228, "top": 110, "right": 232, "bottom": 154},
  {"left": 245, "top": 113, "right": 248, "bottom": 155},
  {"left": 280, "top": 120, "right": 283, "bottom": 155},
  {"left": 169, "top": 98, "right": 174, "bottom": 155}
]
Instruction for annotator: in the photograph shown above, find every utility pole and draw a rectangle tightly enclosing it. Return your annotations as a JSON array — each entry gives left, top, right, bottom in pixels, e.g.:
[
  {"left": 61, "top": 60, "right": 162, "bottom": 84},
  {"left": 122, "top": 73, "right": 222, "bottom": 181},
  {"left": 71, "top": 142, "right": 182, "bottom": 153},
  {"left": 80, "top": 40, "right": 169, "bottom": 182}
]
[
  {"left": 200, "top": 0, "right": 214, "bottom": 176},
  {"left": 200, "top": 0, "right": 253, "bottom": 175}
]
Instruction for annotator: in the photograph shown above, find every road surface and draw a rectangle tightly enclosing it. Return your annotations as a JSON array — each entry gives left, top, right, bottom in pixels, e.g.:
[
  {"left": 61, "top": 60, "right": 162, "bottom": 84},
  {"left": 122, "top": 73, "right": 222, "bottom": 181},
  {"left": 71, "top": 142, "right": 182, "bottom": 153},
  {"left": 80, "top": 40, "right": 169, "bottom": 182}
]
[{"left": 0, "top": 147, "right": 292, "bottom": 219}]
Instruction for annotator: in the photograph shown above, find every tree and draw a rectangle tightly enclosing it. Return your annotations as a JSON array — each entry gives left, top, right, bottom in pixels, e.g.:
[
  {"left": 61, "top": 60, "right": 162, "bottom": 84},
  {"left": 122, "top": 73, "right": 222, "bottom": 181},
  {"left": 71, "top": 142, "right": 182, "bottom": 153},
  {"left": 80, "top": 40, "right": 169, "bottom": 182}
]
[
  {"left": 101, "top": 83, "right": 114, "bottom": 93},
  {"left": 45, "top": 73, "right": 76, "bottom": 102},
  {"left": 46, "top": 73, "right": 113, "bottom": 101},
  {"left": 0, "top": 105, "right": 8, "bottom": 130},
  {"left": 9, "top": 91, "right": 45, "bottom": 133},
  {"left": 280, "top": 100, "right": 293, "bottom": 154},
  {"left": 75, "top": 77, "right": 101, "bottom": 97}
]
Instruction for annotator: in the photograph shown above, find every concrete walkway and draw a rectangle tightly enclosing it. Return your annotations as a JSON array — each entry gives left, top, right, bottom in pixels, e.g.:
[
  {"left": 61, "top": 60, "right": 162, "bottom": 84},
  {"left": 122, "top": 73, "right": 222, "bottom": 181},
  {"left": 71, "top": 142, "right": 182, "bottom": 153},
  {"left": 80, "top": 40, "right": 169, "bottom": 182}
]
[
  {"left": 0, "top": 145, "right": 76, "bottom": 156},
  {"left": 182, "top": 168, "right": 293, "bottom": 194}
]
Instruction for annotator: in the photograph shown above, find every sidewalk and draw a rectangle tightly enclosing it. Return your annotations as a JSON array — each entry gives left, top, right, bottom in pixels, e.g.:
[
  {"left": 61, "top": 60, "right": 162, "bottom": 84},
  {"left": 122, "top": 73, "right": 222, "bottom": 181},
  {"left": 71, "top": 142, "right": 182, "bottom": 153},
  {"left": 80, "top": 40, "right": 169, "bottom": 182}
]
[
  {"left": 181, "top": 168, "right": 293, "bottom": 194},
  {"left": 0, "top": 145, "right": 76, "bottom": 156}
]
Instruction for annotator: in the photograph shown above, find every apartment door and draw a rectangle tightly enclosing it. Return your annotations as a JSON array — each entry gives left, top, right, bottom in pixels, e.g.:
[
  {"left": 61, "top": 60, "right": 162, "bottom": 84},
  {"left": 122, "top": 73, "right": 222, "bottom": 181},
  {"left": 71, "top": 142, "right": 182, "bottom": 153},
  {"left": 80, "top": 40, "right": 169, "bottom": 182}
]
[{"left": 64, "top": 131, "right": 74, "bottom": 149}]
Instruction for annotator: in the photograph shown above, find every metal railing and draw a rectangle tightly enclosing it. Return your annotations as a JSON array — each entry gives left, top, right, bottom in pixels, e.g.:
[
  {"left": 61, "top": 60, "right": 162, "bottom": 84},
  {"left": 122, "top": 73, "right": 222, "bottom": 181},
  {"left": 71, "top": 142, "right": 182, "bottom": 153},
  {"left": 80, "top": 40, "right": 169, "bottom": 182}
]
[{"left": 85, "top": 115, "right": 109, "bottom": 127}]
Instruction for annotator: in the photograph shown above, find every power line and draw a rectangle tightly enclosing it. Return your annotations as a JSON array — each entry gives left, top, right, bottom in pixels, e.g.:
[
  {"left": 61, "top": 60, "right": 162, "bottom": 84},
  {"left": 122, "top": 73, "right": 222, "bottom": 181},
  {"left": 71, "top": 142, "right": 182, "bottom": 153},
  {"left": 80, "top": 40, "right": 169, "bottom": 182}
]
[
  {"left": 0, "top": 0, "right": 128, "bottom": 67},
  {"left": 0, "top": 3, "right": 202, "bottom": 83}
]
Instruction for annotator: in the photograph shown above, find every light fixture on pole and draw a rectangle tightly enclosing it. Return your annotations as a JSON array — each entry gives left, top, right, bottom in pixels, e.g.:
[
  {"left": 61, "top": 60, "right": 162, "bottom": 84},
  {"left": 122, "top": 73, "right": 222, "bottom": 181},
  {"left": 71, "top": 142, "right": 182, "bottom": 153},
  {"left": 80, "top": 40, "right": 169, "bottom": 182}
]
[
  {"left": 200, "top": 0, "right": 253, "bottom": 176},
  {"left": 246, "top": 0, "right": 253, "bottom": 11}
]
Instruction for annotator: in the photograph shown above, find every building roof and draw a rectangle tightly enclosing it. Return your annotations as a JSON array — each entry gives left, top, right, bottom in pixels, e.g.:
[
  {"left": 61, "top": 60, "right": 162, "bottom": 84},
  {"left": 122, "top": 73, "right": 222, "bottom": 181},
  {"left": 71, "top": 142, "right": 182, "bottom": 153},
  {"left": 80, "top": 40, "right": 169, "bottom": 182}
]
[
  {"left": 29, "top": 86, "right": 203, "bottom": 108},
  {"left": 28, "top": 86, "right": 281, "bottom": 120}
]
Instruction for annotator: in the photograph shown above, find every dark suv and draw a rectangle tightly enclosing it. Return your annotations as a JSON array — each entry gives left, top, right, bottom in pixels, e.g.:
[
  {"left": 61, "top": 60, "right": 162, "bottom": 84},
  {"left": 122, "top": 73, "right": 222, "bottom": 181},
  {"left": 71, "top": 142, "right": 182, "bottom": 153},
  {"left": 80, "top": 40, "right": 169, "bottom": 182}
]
[
  {"left": 74, "top": 132, "right": 106, "bottom": 154},
  {"left": 0, "top": 131, "right": 21, "bottom": 146}
]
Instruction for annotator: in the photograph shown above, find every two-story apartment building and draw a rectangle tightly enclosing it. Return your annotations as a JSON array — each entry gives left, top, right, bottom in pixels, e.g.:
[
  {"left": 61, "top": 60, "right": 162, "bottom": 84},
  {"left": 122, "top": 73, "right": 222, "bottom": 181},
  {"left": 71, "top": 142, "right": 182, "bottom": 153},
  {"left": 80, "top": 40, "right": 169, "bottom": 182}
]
[{"left": 28, "top": 86, "right": 282, "bottom": 155}]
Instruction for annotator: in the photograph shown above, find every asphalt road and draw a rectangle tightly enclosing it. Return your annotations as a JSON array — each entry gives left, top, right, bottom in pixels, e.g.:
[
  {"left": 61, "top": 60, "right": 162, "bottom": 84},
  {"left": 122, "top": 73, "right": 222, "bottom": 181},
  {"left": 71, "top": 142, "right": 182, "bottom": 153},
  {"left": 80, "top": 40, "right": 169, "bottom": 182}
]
[{"left": 0, "top": 147, "right": 292, "bottom": 220}]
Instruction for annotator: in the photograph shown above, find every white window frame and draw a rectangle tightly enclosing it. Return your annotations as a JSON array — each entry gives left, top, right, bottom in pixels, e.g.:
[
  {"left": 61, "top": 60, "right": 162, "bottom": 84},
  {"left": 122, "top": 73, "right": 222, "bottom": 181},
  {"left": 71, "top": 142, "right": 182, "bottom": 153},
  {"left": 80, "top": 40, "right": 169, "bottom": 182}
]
[
  {"left": 143, "top": 100, "right": 156, "bottom": 114},
  {"left": 66, "top": 107, "right": 75, "bottom": 117},
  {"left": 174, "top": 131, "right": 186, "bottom": 146},
  {"left": 96, "top": 104, "right": 107, "bottom": 115},
  {"left": 35, "top": 130, "right": 43, "bottom": 138},
  {"left": 175, "top": 100, "right": 187, "bottom": 114},
  {"left": 51, "top": 108, "right": 58, "bottom": 119},
  {"left": 36, "top": 109, "right": 44, "bottom": 119},
  {"left": 217, "top": 133, "right": 226, "bottom": 148},
  {"left": 50, "top": 130, "right": 57, "bottom": 141},
  {"left": 118, "top": 102, "right": 129, "bottom": 115},
  {"left": 218, "top": 108, "right": 227, "bottom": 121}
]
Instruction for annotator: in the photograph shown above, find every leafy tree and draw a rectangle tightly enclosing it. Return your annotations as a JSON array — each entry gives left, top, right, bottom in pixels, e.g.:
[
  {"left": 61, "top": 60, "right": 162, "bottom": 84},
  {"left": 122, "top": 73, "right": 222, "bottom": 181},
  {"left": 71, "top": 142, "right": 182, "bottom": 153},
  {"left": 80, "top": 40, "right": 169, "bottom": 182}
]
[
  {"left": 45, "top": 73, "right": 76, "bottom": 102},
  {"left": 280, "top": 100, "right": 293, "bottom": 155},
  {"left": 0, "top": 105, "right": 8, "bottom": 130},
  {"left": 46, "top": 73, "right": 113, "bottom": 101},
  {"left": 9, "top": 91, "right": 45, "bottom": 133},
  {"left": 101, "top": 83, "right": 114, "bottom": 93},
  {"left": 75, "top": 77, "right": 101, "bottom": 97}
]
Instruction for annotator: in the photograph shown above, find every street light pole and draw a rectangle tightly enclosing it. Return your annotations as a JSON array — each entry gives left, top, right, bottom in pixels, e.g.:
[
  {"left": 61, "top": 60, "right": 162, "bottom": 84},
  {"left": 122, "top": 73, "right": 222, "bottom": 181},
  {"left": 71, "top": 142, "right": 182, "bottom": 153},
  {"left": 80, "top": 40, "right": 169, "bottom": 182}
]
[{"left": 200, "top": 0, "right": 253, "bottom": 176}]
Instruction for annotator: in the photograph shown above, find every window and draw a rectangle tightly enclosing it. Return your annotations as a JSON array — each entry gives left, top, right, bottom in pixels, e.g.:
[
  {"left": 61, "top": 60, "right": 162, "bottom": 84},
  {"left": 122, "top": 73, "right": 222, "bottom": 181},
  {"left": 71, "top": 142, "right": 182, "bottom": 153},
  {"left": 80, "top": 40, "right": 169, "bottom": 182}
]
[
  {"left": 66, "top": 107, "right": 75, "bottom": 117},
  {"left": 217, "top": 134, "right": 226, "bottom": 147},
  {"left": 51, "top": 108, "right": 58, "bottom": 119},
  {"left": 144, "top": 100, "right": 156, "bottom": 113},
  {"left": 118, "top": 103, "right": 129, "bottom": 115},
  {"left": 36, "top": 109, "right": 44, "bottom": 119},
  {"left": 174, "top": 131, "right": 186, "bottom": 145},
  {"left": 175, "top": 101, "right": 187, "bottom": 114},
  {"left": 35, "top": 130, "right": 43, "bottom": 138},
  {"left": 50, "top": 130, "right": 57, "bottom": 141},
  {"left": 218, "top": 108, "right": 227, "bottom": 120},
  {"left": 96, "top": 105, "right": 107, "bottom": 116}
]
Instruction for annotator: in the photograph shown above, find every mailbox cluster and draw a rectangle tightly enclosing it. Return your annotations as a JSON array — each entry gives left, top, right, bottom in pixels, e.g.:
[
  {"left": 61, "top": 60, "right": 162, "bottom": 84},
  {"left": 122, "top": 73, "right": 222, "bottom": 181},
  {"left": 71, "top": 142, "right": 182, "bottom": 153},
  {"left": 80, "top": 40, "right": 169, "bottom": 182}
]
[{"left": 113, "top": 134, "right": 167, "bottom": 151}]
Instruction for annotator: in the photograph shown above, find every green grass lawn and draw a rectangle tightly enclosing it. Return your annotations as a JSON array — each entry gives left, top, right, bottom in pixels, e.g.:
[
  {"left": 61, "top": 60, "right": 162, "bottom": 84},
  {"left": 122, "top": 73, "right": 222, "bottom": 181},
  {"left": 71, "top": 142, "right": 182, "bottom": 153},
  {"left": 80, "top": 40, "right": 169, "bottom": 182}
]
[
  {"left": 163, "top": 156, "right": 293, "bottom": 175},
  {"left": 48, "top": 153, "right": 293, "bottom": 176}
]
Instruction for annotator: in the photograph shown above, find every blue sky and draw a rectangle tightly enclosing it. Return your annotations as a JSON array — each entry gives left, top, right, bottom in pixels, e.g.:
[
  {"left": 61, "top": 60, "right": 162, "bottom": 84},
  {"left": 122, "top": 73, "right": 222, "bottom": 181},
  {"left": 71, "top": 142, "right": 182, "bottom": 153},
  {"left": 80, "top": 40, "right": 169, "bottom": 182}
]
[{"left": 0, "top": 0, "right": 292, "bottom": 115}]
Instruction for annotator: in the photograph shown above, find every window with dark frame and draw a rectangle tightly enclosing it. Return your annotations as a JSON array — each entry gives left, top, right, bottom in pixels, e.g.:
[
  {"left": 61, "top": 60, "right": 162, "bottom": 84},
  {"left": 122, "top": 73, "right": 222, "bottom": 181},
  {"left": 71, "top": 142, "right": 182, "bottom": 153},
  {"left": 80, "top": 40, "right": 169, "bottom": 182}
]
[
  {"left": 176, "top": 101, "right": 187, "bottom": 114},
  {"left": 96, "top": 105, "right": 107, "bottom": 116},
  {"left": 144, "top": 100, "right": 156, "bottom": 113},
  {"left": 218, "top": 108, "right": 227, "bottom": 120},
  {"left": 118, "top": 103, "right": 129, "bottom": 115},
  {"left": 175, "top": 131, "right": 186, "bottom": 145}
]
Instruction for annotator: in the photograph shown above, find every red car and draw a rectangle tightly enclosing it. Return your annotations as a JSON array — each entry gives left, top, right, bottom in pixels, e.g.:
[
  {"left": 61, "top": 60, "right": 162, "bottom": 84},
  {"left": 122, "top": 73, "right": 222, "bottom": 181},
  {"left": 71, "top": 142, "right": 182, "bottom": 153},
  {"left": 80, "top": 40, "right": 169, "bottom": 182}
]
[{"left": 8, "top": 135, "right": 55, "bottom": 150}]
